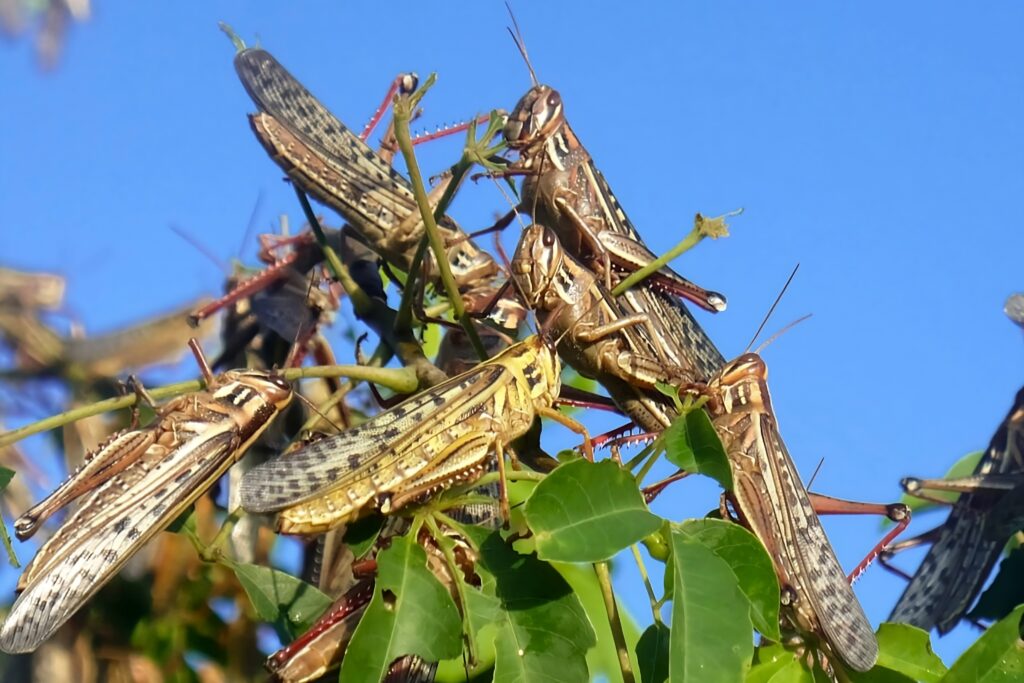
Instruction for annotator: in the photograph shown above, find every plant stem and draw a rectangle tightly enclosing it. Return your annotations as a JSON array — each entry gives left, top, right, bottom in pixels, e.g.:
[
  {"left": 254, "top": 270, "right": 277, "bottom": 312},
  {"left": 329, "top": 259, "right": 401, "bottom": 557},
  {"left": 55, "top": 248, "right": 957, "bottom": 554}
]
[
  {"left": 611, "top": 210, "right": 737, "bottom": 297},
  {"left": 0, "top": 364, "right": 415, "bottom": 449},
  {"left": 631, "top": 544, "right": 663, "bottom": 625},
  {"left": 594, "top": 561, "right": 636, "bottom": 683},
  {"left": 423, "top": 514, "right": 477, "bottom": 660},
  {"left": 392, "top": 80, "right": 487, "bottom": 361}
]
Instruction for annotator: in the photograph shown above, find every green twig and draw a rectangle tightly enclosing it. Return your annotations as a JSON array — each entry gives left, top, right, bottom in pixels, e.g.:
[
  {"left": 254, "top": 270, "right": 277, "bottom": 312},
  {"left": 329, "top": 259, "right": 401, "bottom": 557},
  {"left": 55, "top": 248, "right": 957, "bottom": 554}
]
[
  {"left": 199, "top": 507, "right": 244, "bottom": 563},
  {"left": 0, "top": 364, "right": 416, "bottom": 449},
  {"left": 392, "top": 78, "right": 494, "bottom": 361},
  {"left": 594, "top": 561, "right": 636, "bottom": 683},
  {"left": 0, "top": 379, "right": 201, "bottom": 448},
  {"left": 423, "top": 514, "right": 477, "bottom": 660},
  {"left": 294, "top": 189, "right": 374, "bottom": 315},
  {"left": 631, "top": 544, "right": 662, "bottom": 625},
  {"left": 296, "top": 189, "right": 445, "bottom": 388},
  {"left": 611, "top": 209, "right": 740, "bottom": 297}
]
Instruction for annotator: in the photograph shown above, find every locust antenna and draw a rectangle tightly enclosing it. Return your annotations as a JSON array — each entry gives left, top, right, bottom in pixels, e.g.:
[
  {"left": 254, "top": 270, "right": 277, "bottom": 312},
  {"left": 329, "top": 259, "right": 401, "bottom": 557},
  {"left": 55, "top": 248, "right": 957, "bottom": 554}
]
[
  {"left": 743, "top": 263, "right": 800, "bottom": 354},
  {"left": 506, "top": 3, "right": 538, "bottom": 86},
  {"left": 753, "top": 313, "right": 813, "bottom": 355},
  {"left": 807, "top": 456, "right": 826, "bottom": 490},
  {"left": 293, "top": 391, "right": 345, "bottom": 434},
  {"left": 188, "top": 338, "right": 215, "bottom": 387}
]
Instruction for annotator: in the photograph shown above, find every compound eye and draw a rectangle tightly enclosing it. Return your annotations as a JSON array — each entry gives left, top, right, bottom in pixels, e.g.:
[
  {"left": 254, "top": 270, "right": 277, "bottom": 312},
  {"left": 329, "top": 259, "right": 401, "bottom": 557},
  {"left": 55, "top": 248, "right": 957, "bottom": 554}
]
[
  {"left": 546, "top": 91, "right": 561, "bottom": 108},
  {"left": 271, "top": 376, "right": 291, "bottom": 391},
  {"left": 542, "top": 229, "right": 555, "bottom": 247}
]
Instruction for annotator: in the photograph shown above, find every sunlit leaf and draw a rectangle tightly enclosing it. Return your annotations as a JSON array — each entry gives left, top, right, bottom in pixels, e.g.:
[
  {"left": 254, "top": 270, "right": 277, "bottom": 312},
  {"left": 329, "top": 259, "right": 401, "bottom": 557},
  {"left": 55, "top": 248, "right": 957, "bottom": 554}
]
[
  {"left": 940, "top": 604, "right": 1024, "bottom": 682},
  {"left": 668, "top": 526, "right": 753, "bottom": 682},
  {"left": 678, "top": 518, "right": 781, "bottom": 640},
  {"left": 525, "top": 459, "right": 661, "bottom": 563},
  {"left": 863, "top": 623, "right": 947, "bottom": 682},
  {"left": 663, "top": 409, "right": 732, "bottom": 490},
  {"left": 340, "top": 535, "right": 463, "bottom": 681}
]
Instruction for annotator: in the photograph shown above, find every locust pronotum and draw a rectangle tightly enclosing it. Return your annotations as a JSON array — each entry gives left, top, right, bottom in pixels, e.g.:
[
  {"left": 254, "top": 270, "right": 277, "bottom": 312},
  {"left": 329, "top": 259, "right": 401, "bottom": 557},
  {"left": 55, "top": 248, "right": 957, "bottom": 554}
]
[
  {"left": 887, "top": 384, "right": 1024, "bottom": 633},
  {"left": 0, "top": 341, "right": 293, "bottom": 654},
  {"left": 240, "top": 334, "right": 590, "bottom": 533},
  {"left": 705, "top": 353, "right": 910, "bottom": 673}
]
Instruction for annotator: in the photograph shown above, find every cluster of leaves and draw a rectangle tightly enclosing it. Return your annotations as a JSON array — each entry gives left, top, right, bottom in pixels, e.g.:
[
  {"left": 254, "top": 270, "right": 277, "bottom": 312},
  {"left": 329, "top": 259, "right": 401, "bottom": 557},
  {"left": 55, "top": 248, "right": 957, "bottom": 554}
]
[{"left": 219, "top": 408, "right": 1024, "bottom": 682}]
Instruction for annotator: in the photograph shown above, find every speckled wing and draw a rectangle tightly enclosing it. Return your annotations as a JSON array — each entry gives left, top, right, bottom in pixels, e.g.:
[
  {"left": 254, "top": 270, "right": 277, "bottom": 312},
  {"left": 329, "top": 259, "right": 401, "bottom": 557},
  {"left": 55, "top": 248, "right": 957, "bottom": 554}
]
[
  {"left": 240, "top": 364, "right": 508, "bottom": 513},
  {"left": 759, "top": 414, "right": 878, "bottom": 672},
  {"left": 889, "top": 387, "right": 1024, "bottom": 633},
  {"left": 0, "top": 431, "right": 237, "bottom": 654},
  {"left": 233, "top": 48, "right": 413, "bottom": 202}
]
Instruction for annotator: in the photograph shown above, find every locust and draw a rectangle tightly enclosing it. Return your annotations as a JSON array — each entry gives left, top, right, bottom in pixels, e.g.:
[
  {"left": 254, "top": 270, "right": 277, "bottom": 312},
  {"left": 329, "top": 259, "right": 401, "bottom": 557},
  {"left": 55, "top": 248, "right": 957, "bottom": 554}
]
[
  {"left": 511, "top": 222, "right": 689, "bottom": 431},
  {"left": 0, "top": 343, "right": 293, "bottom": 654},
  {"left": 705, "top": 353, "right": 910, "bottom": 674},
  {"left": 240, "top": 335, "right": 588, "bottom": 533},
  {"left": 233, "top": 45, "right": 503, "bottom": 299},
  {"left": 497, "top": 63, "right": 725, "bottom": 381},
  {"left": 887, "top": 384, "right": 1024, "bottom": 633}
]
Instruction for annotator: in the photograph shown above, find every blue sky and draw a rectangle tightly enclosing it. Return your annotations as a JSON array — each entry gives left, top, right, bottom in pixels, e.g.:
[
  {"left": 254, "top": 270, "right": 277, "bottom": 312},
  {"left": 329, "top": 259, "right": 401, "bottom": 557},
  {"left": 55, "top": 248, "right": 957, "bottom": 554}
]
[{"left": 3, "top": 2, "right": 1023, "bottom": 666}]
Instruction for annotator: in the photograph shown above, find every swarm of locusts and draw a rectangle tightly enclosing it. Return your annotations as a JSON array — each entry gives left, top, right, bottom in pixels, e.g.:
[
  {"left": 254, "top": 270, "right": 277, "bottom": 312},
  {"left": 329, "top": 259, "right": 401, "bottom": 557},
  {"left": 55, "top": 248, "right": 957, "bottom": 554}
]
[{"left": 2, "top": 18, "right": 1022, "bottom": 683}]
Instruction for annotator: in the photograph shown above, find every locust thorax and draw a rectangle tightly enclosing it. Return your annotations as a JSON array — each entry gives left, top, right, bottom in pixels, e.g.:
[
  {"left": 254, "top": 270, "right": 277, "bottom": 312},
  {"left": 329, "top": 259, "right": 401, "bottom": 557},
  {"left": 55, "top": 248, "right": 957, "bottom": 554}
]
[
  {"left": 519, "top": 336, "right": 562, "bottom": 409},
  {"left": 503, "top": 85, "right": 565, "bottom": 152}
]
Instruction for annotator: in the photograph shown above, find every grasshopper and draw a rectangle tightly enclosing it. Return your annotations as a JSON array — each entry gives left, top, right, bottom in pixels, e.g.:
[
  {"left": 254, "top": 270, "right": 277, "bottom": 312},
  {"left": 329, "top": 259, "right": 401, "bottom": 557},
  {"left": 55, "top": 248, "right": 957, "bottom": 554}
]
[
  {"left": 0, "top": 344, "right": 293, "bottom": 654},
  {"left": 497, "top": 68, "right": 725, "bottom": 381},
  {"left": 705, "top": 353, "right": 909, "bottom": 674},
  {"left": 511, "top": 223, "right": 689, "bottom": 431},
  {"left": 240, "top": 335, "right": 589, "bottom": 533},
  {"left": 888, "top": 384, "right": 1024, "bottom": 633},
  {"left": 234, "top": 46, "right": 502, "bottom": 296}
]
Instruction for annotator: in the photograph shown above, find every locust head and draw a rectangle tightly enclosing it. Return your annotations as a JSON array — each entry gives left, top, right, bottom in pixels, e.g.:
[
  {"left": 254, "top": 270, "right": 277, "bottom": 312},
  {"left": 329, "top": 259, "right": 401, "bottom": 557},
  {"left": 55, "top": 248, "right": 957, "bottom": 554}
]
[
  {"left": 503, "top": 85, "right": 565, "bottom": 151},
  {"left": 706, "top": 353, "right": 770, "bottom": 416},
  {"left": 214, "top": 370, "right": 294, "bottom": 412},
  {"left": 510, "top": 224, "right": 565, "bottom": 311}
]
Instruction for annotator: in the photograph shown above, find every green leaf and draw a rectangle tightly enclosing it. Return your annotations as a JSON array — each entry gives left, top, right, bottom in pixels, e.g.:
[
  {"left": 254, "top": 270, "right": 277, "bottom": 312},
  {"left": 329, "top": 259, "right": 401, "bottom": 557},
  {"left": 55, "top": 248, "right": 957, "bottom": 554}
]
[
  {"left": 663, "top": 410, "right": 732, "bottom": 490},
  {"left": 677, "top": 518, "right": 781, "bottom": 641},
  {"left": 343, "top": 514, "right": 385, "bottom": 560},
  {"left": 969, "top": 546, "right": 1024, "bottom": 623},
  {"left": 340, "top": 535, "right": 463, "bottom": 682},
  {"left": 748, "top": 643, "right": 802, "bottom": 682},
  {"left": 668, "top": 525, "right": 753, "bottom": 682},
  {"left": 747, "top": 650, "right": 815, "bottom": 683},
  {"left": 941, "top": 604, "right": 1024, "bottom": 682},
  {"left": 524, "top": 459, "right": 662, "bottom": 563},
  {"left": 0, "top": 466, "right": 14, "bottom": 490},
  {"left": 477, "top": 531, "right": 595, "bottom": 683},
  {"left": 0, "top": 466, "right": 18, "bottom": 567},
  {"left": 868, "top": 623, "right": 947, "bottom": 682},
  {"left": 232, "top": 562, "right": 332, "bottom": 636},
  {"left": 637, "top": 623, "right": 670, "bottom": 683}
]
